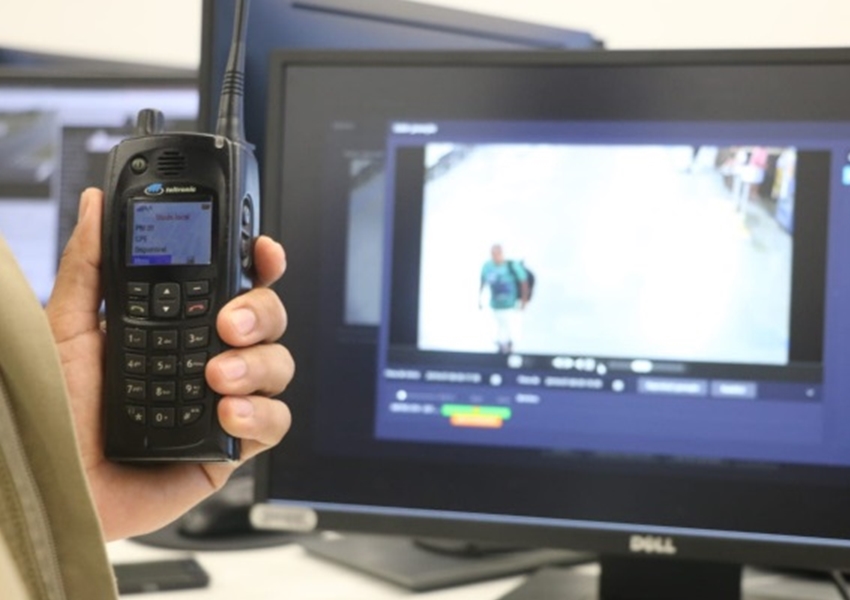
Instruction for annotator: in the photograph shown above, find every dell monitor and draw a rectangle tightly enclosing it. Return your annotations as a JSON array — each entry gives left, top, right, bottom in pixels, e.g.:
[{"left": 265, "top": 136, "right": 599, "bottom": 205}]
[
  {"left": 199, "top": 0, "right": 601, "bottom": 173},
  {"left": 251, "top": 48, "right": 850, "bottom": 599},
  {"left": 0, "top": 69, "right": 198, "bottom": 302}
]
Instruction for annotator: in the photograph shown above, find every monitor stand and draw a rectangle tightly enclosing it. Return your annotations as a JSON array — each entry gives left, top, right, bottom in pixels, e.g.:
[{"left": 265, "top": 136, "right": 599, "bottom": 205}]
[
  {"left": 297, "top": 533, "right": 594, "bottom": 591},
  {"left": 498, "top": 556, "right": 823, "bottom": 600}
]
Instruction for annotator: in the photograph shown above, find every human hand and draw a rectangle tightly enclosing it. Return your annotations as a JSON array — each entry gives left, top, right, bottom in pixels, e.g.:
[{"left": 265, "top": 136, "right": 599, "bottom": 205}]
[{"left": 46, "top": 188, "right": 293, "bottom": 541}]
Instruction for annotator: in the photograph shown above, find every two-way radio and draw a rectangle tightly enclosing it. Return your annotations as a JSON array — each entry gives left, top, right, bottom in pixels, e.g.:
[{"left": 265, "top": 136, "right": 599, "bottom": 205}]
[{"left": 101, "top": 0, "right": 258, "bottom": 461}]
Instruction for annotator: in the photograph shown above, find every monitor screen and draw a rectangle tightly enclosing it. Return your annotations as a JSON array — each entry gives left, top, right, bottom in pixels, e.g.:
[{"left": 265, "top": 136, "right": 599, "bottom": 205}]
[
  {"left": 0, "top": 71, "right": 198, "bottom": 303},
  {"left": 254, "top": 48, "right": 850, "bottom": 595}
]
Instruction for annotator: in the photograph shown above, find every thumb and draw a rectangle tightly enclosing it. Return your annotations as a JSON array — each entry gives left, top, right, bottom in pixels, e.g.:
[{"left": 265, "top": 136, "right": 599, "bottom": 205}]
[{"left": 46, "top": 188, "right": 104, "bottom": 342}]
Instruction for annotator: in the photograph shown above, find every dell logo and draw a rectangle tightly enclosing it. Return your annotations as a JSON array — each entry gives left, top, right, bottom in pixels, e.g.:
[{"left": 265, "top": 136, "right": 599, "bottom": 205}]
[
  {"left": 144, "top": 183, "right": 165, "bottom": 196},
  {"left": 629, "top": 534, "right": 678, "bottom": 555}
]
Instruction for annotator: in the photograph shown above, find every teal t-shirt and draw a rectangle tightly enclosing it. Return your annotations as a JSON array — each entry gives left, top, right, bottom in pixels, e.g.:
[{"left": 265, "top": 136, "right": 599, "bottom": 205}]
[{"left": 481, "top": 260, "right": 527, "bottom": 309}]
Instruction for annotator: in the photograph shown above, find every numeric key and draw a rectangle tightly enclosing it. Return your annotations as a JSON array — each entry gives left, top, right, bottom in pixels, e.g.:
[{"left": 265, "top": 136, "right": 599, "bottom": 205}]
[
  {"left": 184, "top": 327, "right": 210, "bottom": 349},
  {"left": 152, "top": 330, "right": 178, "bottom": 350}
]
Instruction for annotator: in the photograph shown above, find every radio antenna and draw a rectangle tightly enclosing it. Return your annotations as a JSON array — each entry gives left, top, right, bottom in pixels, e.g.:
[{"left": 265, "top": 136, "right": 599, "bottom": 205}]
[{"left": 215, "top": 0, "right": 249, "bottom": 143}]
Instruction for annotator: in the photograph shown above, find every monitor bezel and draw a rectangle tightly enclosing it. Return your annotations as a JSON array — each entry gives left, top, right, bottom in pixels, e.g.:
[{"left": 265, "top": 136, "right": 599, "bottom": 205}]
[
  {"left": 197, "top": 0, "right": 601, "bottom": 157},
  {"left": 255, "top": 47, "right": 850, "bottom": 572}
]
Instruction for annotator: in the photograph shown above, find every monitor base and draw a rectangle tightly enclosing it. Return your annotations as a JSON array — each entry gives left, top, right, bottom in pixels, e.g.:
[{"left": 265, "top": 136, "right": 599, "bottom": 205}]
[
  {"left": 131, "top": 472, "right": 295, "bottom": 551},
  {"left": 131, "top": 521, "right": 296, "bottom": 552},
  {"left": 297, "top": 533, "right": 593, "bottom": 591},
  {"left": 499, "top": 558, "right": 832, "bottom": 600}
]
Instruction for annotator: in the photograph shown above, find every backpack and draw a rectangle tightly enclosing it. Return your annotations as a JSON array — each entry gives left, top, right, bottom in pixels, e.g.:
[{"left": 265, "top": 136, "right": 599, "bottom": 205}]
[{"left": 509, "top": 260, "right": 535, "bottom": 302}]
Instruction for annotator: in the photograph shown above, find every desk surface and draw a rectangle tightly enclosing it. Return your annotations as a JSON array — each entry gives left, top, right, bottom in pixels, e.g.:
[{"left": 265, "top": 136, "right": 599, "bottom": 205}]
[
  {"left": 108, "top": 537, "right": 528, "bottom": 600},
  {"left": 107, "top": 537, "right": 844, "bottom": 600}
]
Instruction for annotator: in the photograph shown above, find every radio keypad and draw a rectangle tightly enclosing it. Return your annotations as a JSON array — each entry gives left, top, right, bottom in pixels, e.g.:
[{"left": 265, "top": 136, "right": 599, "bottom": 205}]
[
  {"left": 183, "top": 379, "right": 205, "bottom": 400},
  {"left": 121, "top": 280, "right": 213, "bottom": 429},
  {"left": 183, "top": 353, "right": 208, "bottom": 375},
  {"left": 180, "top": 405, "right": 204, "bottom": 425},
  {"left": 124, "top": 329, "right": 147, "bottom": 349},
  {"left": 152, "top": 382, "right": 176, "bottom": 401},
  {"left": 127, "top": 282, "right": 149, "bottom": 297},
  {"left": 154, "top": 283, "right": 180, "bottom": 299},
  {"left": 184, "top": 327, "right": 209, "bottom": 349},
  {"left": 152, "top": 356, "right": 178, "bottom": 376},
  {"left": 154, "top": 299, "right": 180, "bottom": 319},
  {"left": 152, "top": 330, "right": 178, "bottom": 350},
  {"left": 127, "top": 301, "right": 149, "bottom": 318},
  {"left": 151, "top": 407, "right": 176, "bottom": 428},
  {"left": 127, "top": 405, "right": 146, "bottom": 425},
  {"left": 185, "top": 299, "right": 209, "bottom": 317},
  {"left": 185, "top": 281, "right": 209, "bottom": 296},
  {"left": 125, "top": 380, "right": 146, "bottom": 400},
  {"left": 124, "top": 354, "right": 146, "bottom": 375}
]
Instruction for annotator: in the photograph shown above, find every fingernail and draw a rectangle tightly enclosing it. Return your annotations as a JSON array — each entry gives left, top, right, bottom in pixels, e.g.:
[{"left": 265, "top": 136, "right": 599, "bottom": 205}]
[
  {"left": 231, "top": 397, "right": 254, "bottom": 418},
  {"left": 77, "top": 193, "right": 91, "bottom": 221},
  {"left": 230, "top": 308, "right": 256, "bottom": 335},
  {"left": 218, "top": 356, "right": 248, "bottom": 380}
]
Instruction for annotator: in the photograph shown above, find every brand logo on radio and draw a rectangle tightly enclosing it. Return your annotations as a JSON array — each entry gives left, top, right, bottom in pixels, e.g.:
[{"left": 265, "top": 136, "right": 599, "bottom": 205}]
[
  {"left": 629, "top": 535, "right": 678, "bottom": 555},
  {"left": 144, "top": 183, "right": 164, "bottom": 196}
]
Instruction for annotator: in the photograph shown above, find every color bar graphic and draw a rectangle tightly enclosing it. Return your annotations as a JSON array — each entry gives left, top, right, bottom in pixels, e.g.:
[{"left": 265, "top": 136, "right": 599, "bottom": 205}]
[{"left": 442, "top": 404, "right": 512, "bottom": 429}]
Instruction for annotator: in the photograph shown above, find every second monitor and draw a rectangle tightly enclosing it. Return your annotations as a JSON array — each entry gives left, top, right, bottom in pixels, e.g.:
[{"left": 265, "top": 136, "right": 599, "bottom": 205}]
[{"left": 254, "top": 48, "right": 850, "bottom": 598}]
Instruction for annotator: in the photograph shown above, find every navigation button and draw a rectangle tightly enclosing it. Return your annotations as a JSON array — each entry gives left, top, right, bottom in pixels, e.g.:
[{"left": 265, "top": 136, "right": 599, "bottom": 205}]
[
  {"left": 154, "top": 283, "right": 181, "bottom": 300},
  {"left": 153, "top": 299, "right": 179, "bottom": 319}
]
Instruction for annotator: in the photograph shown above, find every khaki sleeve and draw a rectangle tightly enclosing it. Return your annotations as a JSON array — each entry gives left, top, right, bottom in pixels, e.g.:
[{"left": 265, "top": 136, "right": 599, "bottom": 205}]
[
  {"left": 0, "top": 238, "right": 118, "bottom": 600},
  {"left": 0, "top": 532, "right": 33, "bottom": 600}
]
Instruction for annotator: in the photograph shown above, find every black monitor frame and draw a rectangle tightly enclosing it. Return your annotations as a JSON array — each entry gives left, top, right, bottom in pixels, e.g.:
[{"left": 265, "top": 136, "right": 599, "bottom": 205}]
[
  {"left": 0, "top": 46, "right": 198, "bottom": 77},
  {"left": 253, "top": 47, "right": 850, "bottom": 587},
  {"left": 198, "top": 0, "right": 601, "bottom": 168},
  {"left": 0, "top": 65, "right": 197, "bottom": 86}
]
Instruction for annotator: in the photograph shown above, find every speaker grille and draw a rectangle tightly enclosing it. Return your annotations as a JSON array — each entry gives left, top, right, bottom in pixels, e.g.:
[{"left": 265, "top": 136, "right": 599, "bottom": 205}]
[{"left": 156, "top": 149, "right": 187, "bottom": 177}]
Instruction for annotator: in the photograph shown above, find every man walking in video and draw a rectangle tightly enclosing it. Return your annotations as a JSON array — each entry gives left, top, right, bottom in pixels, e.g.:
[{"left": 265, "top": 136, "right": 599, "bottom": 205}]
[{"left": 479, "top": 244, "right": 530, "bottom": 354}]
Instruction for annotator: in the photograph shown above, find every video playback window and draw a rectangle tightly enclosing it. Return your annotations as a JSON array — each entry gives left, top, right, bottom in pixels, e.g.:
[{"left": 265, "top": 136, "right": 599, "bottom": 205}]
[{"left": 416, "top": 142, "right": 797, "bottom": 364}]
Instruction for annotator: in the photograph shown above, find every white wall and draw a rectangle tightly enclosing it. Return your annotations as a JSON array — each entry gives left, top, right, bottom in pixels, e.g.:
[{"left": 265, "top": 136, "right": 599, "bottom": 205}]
[
  {"left": 0, "top": 0, "right": 203, "bottom": 68},
  {"left": 0, "top": 0, "right": 848, "bottom": 68},
  {"left": 422, "top": 0, "right": 850, "bottom": 51}
]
